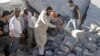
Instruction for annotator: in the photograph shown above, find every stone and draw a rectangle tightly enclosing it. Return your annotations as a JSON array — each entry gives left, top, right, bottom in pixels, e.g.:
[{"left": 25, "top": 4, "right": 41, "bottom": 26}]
[
  {"left": 48, "top": 37, "right": 55, "bottom": 42},
  {"left": 51, "top": 42, "right": 59, "bottom": 50},
  {"left": 45, "top": 51, "right": 53, "bottom": 56},
  {"left": 88, "top": 34, "right": 96, "bottom": 42},
  {"left": 97, "top": 42, "right": 100, "bottom": 47},
  {"left": 95, "top": 27, "right": 100, "bottom": 32},
  {"left": 32, "top": 49, "right": 38, "bottom": 56},
  {"left": 64, "top": 41, "right": 74, "bottom": 50},
  {"left": 54, "top": 37, "right": 62, "bottom": 45},
  {"left": 53, "top": 48, "right": 59, "bottom": 55},
  {"left": 89, "top": 23, "right": 98, "bottom": 32},
  {"left": 94, "top": 49, "right": 100, "bottom": 56},
  {"left": 74, "top": 46, "right": 82, "bottom": 54},
  {"left": 84, "top": 42, "right": 97, "bottom": 52},
  {"left": 71, "top": 30, "right": 85, "bottom": 40},
  {"left": 64, "top": 36, "right": 76, "bottom": 45},
  {"left": 97, "top": 32, "right": 100, "bottom": 36},
  {"left": 83, "top": 49, "right": 94, "bottom": 56},
  {"left": 46, "top": 41, "right": 52, "bottom": 46},
  {"left": 58, "top": 45, "right": 70, "bottom": 53},
  {"left": 67, "top": 53, "right": 76, "bottom": 56},
  {"left": 57, "top": 34, "right": 64, "bottom": 38},
  {"left": 57, "top": 51, "right": 67, "bottom": 56},
  {"left": 45, "top": 46, "right": 51, "bottom": 51}
]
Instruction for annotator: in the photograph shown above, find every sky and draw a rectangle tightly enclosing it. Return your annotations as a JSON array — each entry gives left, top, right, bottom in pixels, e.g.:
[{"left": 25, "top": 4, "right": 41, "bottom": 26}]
[{"left": 0, "top": 0, "right": 10, "bottom": 3}]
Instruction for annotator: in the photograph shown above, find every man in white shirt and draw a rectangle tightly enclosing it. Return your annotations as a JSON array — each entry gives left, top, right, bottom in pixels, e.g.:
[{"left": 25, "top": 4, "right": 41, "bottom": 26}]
[
  {"left": 34, "top": 7, "right": 57, "bottom": 56},
  {"left": 26, "top": 11, "right": 38, "bottom": 50},
  {"left": 9, "top": 10, "right": 24, "bottom": 56}
]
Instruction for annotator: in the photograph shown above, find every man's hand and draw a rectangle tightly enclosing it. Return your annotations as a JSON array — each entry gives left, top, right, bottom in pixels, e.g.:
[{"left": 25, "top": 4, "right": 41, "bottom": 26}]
[
  {"left": 9, "top": 32, "right": 14, "bottom": 40},
  {"left": 0, "top": 31, "right": 3, "bottom": 34},
  {"left": 0, "top": 31, "right": 3, "bottom": 37},
  {"left": 20, "top": 33, "right": 25, "bottom": 39}
]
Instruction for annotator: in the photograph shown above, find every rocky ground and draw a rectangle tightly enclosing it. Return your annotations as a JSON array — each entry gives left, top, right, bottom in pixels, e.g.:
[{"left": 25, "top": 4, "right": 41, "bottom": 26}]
[{"left": 15, "top": 23, "right": 100, "bottom": 56}]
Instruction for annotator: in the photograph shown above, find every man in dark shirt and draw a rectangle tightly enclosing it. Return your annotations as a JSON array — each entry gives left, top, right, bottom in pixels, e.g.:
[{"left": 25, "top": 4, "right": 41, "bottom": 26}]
[{"left": 0, "top": 11, "right": 10, "bottom": 56}]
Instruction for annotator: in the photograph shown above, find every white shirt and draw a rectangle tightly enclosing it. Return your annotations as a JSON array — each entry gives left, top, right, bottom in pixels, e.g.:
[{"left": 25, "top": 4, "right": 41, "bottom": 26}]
[
  {"left": 35, "top": 10, "right": 56, "bottom": 32},
  {"left": 28, "top": 16, "right": 37, "bottom": 28},
  {"left": 9, "top": 16, "right": 22, "bottom": 37}
]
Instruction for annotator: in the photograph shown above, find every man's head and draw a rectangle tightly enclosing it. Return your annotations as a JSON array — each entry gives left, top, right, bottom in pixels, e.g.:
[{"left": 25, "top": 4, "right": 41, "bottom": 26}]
[
  {"left": 10, "top": 10, "right": 14, "bottom": 14},
  {"left": 1, "top": 11, "right": 10, "bottom": 20},
  {"left": 15, "top": 10, "right": 20, "bottom": 17},
  {"left": 23, "top": 10, "right": 28, "bottom": 16},
  {"left": 33, "top": 11, "right": 38, "bottom": 18},
  {"left": 68, "top": 0, "right": 73, "bottom": 4},
  {"left": 50, "top": 11, "right": 57, "bottom": 18},
  {"left": 46, "top": 6, "right": 53, "bottom": 16}
]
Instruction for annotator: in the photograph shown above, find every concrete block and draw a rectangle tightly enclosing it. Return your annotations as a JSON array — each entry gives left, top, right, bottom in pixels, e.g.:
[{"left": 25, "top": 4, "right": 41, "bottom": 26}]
[
  {"left": 94, "top": 49, "right": 100, "bottom": 56},
  {"left": 84, "top": 42, "right": 97, "bottom": 52},
  {"left": 67, "top": 53, "right": 76, "bottom": 56},
  {"left": 83, "top": 49, "right": 94, "bottom": 56},
  {"left": 58, "top": 45, "right": 70, "bottom": 53},
  {"left": 74, "top": 46, "right": 82, "bottom": 54},
  {"left": 45, "top": 51, "right": 53, "bottom": 56},
  {"left": 64, "top": 41, "right": 73, "bottom": 50},
  {"left": 88, "top": 34, "right": 96, "bottom": 42},
  {"left": 57, "top": 51, "right": 67, "bottom": 56}
]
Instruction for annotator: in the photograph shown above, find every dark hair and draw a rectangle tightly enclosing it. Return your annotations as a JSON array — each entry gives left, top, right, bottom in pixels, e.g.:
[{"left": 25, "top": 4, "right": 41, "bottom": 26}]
[
  {"left": 46, "top": 6, "right": 52, "bottom": 16},
  {"left": 10, "top": 10, "right": 14, "bottom": 13},
  {"left": 1, "top": 11, "right": 10, "bottom": 17},
  {"left": 68, "top": 0, "right": 73, "bottom": 4},
  {"left": 15, "top": 10, "right": 20, "bottom": 13},
  {"left": 57, "top": 14, "right": 61, "bottom": 17},
  {"left": 24, "top": 10, "right": 28, "bottom": 15},
  {"left": 57, "top": 14, "right": 63, "bottom": 18},
  {"left": 46, "top": 6, "right": 52, "bottom": 11},
  {"left": 32, "top": 11, "right": 37, "bottom": 16}
]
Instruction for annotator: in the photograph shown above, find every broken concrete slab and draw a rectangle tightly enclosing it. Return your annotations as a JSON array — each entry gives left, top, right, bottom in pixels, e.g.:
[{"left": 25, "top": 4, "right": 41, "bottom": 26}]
[
  {"left": 94, "top": 49, "right": 100, "bottom": 56},
  {"left": 58, "top": 45, "right": 70, "bottom": 53},
  {"left": 67, "top": 53, "right": 76, "bottom": 56},
  {"left": 45, "top": 51, "right": 53, "bottom": 56},
  {"left": 83, "top": 49, "right": 94, "bottom": 56},
  {"left": 74, "top": 46, "right": 82, "bottom": 54},
  {"left": 84, "top": 42, "right": 97, "bottom": 52}
]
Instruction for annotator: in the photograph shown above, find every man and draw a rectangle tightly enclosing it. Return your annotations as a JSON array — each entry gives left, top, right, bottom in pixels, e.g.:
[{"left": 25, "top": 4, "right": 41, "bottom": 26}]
[
  {"left": 51, "top": 14, "right": 64, "bottom": 32},
  {"left": 48, "top": 13, "right": 64, "bottom": 35},
  {"left": 26, "top": 11, "right": 38, "bottom": 51},
  {"left": 0, "top": 11, "right": 10, "bottom": 56},
  {"left": 9, "top": 10, "right": 24, "bottom": 56},
  {"left": 65, "top": 0, "right": 81, "bottom": 30},
  {"left": 22, "top": 9, "right": 32, "bottom": 41},
  {"left": 34, "top": 7, "right": 58, "bottom": 56}
]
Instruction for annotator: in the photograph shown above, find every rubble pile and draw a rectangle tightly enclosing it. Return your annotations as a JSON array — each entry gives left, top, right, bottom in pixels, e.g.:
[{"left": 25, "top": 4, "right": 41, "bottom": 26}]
[
  {"left": 18, "top": 23, "right": 100, "bottom": 56},
  {"left": 41, "top": 23, "right": 100, "bottom": 56}
]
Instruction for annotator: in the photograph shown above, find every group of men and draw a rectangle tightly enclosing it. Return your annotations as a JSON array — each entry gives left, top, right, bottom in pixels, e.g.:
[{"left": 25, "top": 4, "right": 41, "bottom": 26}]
[
  {"left": 0, "top": 0, "right": 82, "bottom": 56},
  {"left": 0, "top": 8, "right": 39, "bottom": 56}
]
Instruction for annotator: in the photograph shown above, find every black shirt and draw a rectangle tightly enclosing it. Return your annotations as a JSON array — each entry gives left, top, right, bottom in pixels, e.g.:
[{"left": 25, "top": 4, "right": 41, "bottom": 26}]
[{"left": 0, "top": 19, "right": 9, "bottom": 37}]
